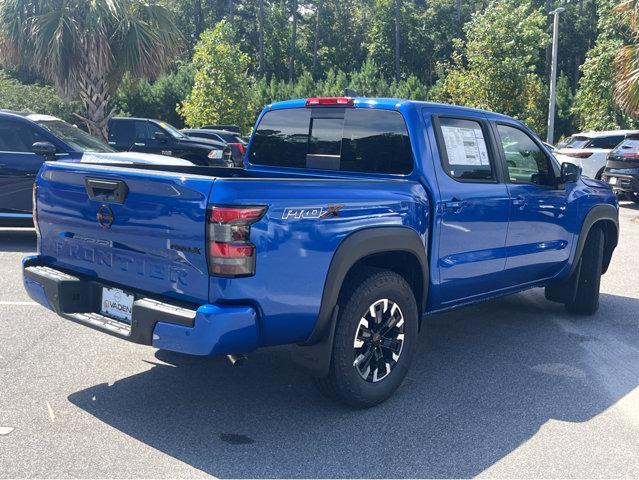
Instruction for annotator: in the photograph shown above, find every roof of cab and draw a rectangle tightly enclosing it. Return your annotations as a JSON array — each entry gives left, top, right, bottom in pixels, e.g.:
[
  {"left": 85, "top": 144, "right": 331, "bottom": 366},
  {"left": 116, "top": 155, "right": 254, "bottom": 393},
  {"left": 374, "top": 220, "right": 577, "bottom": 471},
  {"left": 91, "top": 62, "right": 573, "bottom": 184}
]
[{"left": 267, "top": 97, "right": 515, "bottom": 122}]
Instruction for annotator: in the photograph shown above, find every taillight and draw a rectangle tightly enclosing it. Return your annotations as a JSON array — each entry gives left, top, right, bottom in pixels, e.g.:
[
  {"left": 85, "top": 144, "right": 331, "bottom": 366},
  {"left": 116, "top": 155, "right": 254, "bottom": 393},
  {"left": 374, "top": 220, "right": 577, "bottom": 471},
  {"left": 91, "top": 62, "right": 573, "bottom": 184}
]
[
  {"left": 228, "top": 143, "right": 246, "bottom": 155},
  {"left": 563, "top": 151, "right": 593, "bottom": 159},
  {"left": 32, "top": 183, "right": 40, "bottom": 237},
  {"left": 206, "top": 205, "right": 267, "bottom": 277},
  {"left": 306, "top": 97, "right": 354, "bottom": 107}
]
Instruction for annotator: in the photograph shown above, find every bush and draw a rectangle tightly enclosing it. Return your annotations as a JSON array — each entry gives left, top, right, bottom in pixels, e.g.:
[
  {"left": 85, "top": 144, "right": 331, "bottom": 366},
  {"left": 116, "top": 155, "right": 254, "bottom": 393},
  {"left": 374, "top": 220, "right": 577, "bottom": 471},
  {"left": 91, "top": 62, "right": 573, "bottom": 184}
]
[{"left": 0, "top": 69, "right": 79, "bottom": 121}]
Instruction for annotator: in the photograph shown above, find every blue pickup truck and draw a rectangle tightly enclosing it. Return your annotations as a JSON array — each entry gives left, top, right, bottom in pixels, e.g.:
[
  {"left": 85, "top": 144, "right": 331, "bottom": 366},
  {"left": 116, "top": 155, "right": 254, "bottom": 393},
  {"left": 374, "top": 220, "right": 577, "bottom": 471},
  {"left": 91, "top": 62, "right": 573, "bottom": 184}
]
[{"left": 23, "top": 97, "right": 619, "bottom": 407}]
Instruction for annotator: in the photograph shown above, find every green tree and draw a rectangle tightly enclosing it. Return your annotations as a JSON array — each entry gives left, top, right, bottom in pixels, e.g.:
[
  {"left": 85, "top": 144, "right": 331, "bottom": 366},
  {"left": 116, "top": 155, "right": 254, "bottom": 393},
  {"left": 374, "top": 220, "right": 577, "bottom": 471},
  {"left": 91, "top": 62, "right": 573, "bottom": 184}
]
[
  {"left": 574, "top": 0, "right": 637, "bottom": 129},
  {"left": 555, "top": 72, "right": 575, "bottom": 140},
  {"left": 112, "top": 64, "right": 194, "bottom": 127},
  {"left": 179, "top": 21, "right": 254, "bottom": 132},
  {"left": 0, "top": 69, "right": 80, "bottom": 121},
  {"left": 0, "top": 0, "right": 183, "bottom": 140},
  {"left": 434, "top": 0, "right": 550, "bottom": 132}
]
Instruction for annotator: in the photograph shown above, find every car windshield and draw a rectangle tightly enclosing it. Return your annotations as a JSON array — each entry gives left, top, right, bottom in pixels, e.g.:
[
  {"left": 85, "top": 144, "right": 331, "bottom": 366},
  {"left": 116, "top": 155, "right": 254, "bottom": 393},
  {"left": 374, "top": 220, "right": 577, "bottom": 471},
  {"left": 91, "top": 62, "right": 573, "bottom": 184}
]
[
  {"left": 564, "top": 136, "right": 590, "bottom": 149},
  {"left": 35, "top": 120, "right": 114, "bottom": 152},
  {"left": 157, "top": 121, "right": 187, "bottom": 139}
]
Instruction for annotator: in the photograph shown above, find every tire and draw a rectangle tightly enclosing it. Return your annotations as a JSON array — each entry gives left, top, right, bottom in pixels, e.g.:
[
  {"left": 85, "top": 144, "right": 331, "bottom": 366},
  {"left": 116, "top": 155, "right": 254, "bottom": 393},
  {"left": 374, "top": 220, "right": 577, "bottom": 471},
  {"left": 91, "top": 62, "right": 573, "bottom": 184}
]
[
  {"left": 315, "top": 269, "right": 419, "bottom": 408},
  {"left": 565, "top": 228, "right": 604, "bottom": 315},
  {"left": 595, "top": 167, "right": 605, "bottom": 180},
  {"left": 626, "top": 192, "right": 639, "bottom": 204}
]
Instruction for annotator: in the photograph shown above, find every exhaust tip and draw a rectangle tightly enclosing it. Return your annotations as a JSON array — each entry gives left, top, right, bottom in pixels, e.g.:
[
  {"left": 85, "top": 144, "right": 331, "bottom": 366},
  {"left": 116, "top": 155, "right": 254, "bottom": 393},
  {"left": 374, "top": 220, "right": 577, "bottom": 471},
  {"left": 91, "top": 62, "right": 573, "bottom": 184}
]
[{"left": 226, "top": 354, "right": 247, "bottom": 366}]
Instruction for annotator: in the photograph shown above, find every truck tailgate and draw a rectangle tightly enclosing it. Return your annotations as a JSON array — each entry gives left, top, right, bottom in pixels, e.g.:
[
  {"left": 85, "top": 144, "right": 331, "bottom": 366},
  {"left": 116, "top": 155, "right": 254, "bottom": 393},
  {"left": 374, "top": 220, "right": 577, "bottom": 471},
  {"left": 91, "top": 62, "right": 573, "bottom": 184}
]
[{"left": 35, "top": 162, "right": 214, "bottom": 304}]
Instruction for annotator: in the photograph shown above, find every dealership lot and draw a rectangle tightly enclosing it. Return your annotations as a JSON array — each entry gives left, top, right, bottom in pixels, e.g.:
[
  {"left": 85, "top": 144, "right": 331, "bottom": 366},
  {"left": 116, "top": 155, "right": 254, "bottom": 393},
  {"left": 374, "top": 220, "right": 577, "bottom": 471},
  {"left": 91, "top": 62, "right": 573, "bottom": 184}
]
[{"left": 1, "top": 203, "right": 638, "bottom": 478}]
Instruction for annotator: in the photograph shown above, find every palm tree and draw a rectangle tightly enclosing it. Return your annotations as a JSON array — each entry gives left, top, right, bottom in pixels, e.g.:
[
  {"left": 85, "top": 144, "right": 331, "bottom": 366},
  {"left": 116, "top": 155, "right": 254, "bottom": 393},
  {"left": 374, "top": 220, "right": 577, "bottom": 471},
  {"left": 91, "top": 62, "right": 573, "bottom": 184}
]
[
  {"left": 311, "top": 0, "right": 323, "bottom": 76},
  {"left": 288, "top": 0, "right": 298, "bottom": 81},
  {"left": 258, "top": 0, "right": 265, "bottom": 75},
  {"left": 614, "top": 0, "right": 639, "bottom": 116},
  {"left": 0, "top": 0, "right": 182, "bottom": 140}
]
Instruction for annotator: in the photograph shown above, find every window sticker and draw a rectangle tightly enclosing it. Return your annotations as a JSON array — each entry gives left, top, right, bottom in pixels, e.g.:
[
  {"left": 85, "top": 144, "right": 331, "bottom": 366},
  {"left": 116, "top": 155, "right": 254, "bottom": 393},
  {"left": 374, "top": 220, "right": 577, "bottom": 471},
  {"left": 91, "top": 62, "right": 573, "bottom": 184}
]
[{"left": 441, "top": 125, "right": 489, "bottom": 166}]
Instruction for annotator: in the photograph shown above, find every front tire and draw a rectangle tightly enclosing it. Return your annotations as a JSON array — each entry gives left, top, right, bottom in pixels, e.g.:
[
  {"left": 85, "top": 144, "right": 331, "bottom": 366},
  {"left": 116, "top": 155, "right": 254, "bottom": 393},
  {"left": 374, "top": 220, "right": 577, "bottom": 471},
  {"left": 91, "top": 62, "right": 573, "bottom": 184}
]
[
  {"left": 315, "top": 270, "right": 419, "bottom": 408},
  {"left": 565, "top": 228, "right": 604, "bottom": 315}
]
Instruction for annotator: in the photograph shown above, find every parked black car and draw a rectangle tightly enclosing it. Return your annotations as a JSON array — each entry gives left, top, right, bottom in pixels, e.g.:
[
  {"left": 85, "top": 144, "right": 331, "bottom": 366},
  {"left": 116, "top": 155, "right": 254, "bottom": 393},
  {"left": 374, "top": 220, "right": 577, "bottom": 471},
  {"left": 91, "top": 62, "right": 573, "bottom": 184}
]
[
  {"left": 180, "top": 128, "right": 246, "bottom": 167},
  {"left": 108, "top": 117, "right": 233, "bottom": 167},
  {"left": 201, "top": 124, "right": 240, "bottom": 133},
  {"left": 602, "top": 132, "right": 639, "bottom": 203}
]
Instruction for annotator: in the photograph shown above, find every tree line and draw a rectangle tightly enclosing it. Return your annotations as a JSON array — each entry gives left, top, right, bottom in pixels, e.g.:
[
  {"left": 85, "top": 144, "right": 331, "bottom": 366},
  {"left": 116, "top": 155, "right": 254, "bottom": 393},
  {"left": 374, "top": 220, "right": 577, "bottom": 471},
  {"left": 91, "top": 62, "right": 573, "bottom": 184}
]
[{"left": 0, "top": 0, "right": 638, "bottom": 140}]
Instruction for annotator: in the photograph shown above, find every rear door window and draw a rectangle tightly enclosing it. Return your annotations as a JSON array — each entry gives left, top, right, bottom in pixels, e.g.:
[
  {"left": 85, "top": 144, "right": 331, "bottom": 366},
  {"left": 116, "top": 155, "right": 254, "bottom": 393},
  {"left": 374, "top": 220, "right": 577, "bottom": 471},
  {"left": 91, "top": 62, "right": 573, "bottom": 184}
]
[
  {"left": 249, "top": 108, "right": 413, "bottom": 174},
  {"left": 108, "top": 120, "right": 136, "bottom": 146},
  {"left": 589, "top": 135, "right": 625, "bottom": 149},
  {"left": 434, "top": 117, "right": 494, "bottom": 181}
]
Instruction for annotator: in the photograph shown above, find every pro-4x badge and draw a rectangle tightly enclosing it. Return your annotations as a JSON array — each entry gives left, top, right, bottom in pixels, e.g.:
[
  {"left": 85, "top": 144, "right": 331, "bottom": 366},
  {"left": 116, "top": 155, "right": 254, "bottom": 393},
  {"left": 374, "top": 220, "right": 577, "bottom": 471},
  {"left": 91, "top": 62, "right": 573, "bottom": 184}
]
[{"left": 282, "top": 205, "right": 344, "bottom": 220}]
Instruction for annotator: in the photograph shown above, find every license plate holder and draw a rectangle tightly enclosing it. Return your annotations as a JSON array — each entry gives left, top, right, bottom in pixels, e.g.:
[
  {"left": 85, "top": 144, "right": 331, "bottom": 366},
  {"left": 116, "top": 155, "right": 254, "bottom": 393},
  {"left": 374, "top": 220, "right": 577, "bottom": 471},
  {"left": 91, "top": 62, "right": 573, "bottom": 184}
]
[{"left": 101, "top": 287, "right": 134, "bottom": 324}]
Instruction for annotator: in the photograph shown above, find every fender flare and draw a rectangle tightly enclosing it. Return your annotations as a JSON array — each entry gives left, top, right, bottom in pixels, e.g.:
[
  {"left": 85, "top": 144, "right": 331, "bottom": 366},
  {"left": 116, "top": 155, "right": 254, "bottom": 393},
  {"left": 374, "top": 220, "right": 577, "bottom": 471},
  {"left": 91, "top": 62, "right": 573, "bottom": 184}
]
[
  {"left": 291, "top": 226, "right": 429, "bottom": 377},
  {"left": 568, "top": 203, "right": 618, "bottom": 278}
]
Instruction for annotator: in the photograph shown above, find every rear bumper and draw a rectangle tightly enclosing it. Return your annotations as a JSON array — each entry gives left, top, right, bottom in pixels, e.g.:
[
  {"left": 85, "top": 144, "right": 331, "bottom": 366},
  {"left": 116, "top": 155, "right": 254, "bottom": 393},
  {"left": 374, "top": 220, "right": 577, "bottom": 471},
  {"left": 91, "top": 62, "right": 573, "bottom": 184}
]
[
  {"left": 22, "top": 256, "right": 258, "bottom": 356},
  {"left": 602, "top": 172, "right": 639, "bottom": 193}
]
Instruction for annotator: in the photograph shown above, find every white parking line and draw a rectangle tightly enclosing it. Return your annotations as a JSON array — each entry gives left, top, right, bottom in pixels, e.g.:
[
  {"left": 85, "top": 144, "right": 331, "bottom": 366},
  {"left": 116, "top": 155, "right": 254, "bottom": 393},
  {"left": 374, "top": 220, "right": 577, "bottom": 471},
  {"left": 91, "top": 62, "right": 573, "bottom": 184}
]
[{"left": 0, "top": 301, "right": 38, "bottom": 306}]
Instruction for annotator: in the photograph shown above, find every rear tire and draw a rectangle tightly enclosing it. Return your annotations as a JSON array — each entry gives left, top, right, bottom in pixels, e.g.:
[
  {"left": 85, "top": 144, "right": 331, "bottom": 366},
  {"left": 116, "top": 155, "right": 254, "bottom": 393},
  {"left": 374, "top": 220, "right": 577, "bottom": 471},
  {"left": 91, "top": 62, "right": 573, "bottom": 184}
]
[
  {"left": 565, "top": 228, "right": 604, "bottom": 315},
  {"left": 315, "top": 269, "right": 419, "bottom": 408}
]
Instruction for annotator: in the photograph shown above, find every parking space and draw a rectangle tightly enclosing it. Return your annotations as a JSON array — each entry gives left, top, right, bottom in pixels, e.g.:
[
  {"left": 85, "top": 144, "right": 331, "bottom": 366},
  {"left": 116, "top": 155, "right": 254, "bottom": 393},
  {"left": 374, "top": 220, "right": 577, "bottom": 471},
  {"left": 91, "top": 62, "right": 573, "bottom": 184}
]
[{"left": 1, "top": 203, "right": 638, "bottom": 478}]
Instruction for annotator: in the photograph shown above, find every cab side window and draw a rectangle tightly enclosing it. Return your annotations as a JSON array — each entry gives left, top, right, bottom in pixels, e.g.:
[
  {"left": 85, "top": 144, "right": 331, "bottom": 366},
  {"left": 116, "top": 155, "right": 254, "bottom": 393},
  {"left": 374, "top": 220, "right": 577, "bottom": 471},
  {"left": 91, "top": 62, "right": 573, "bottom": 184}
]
[
  {"left": 135, "top": 121, "right": 150, "bottom": 141},
  {"left": 497, "top": 124, "right": 554, "bottom": 187},
  {"left": 147, "top": 122, "right": 166, "bottom": 141}
]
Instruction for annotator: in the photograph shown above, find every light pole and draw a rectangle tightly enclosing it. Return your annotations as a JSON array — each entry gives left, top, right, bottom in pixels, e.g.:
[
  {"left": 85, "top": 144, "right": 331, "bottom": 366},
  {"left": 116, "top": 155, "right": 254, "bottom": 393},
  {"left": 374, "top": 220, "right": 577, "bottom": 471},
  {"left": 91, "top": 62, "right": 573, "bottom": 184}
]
[{"left": 547, "top": 7, "right": 565, "bottom": 145}]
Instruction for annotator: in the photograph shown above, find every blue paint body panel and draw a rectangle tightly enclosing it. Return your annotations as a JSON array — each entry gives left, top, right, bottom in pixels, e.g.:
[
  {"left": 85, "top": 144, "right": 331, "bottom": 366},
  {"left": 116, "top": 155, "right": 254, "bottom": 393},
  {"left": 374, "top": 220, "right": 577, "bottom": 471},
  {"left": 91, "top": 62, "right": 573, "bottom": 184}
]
[
  {"left": 24, "top": 98, "right": 618, "bottom": 356},
  {"left": 152, "top": 305, "right": 258, "bottom": 356}
]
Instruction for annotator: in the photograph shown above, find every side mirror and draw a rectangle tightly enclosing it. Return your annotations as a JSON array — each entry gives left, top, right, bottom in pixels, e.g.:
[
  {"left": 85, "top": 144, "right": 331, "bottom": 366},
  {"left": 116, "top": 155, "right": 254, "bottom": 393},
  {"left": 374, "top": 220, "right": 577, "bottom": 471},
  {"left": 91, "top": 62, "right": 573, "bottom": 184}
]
[
  {"left": 561, "top": 162, "right": 581, "bottom": 183},
  {"left": 154, "top": 132, "right": 168, "bottom": 142},
  {"left": 32, "top": 141, "right": 57, "bottom": 159}
]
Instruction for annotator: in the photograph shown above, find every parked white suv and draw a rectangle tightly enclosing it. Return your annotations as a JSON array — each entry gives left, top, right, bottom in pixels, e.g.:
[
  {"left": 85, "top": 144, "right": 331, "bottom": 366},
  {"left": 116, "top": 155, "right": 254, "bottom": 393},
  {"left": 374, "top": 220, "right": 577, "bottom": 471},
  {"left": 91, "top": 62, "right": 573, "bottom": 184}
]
[{"left": 555, "top": 130, "right": 637, "bottom": 179}]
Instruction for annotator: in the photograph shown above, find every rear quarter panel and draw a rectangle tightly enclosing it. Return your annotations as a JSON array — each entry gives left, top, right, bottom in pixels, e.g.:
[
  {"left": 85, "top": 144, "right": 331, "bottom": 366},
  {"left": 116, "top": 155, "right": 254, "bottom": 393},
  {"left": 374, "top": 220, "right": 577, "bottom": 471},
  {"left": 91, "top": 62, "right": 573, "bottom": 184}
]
[{"left": 209, "top": 178, "right": 429, "bottom": 346}]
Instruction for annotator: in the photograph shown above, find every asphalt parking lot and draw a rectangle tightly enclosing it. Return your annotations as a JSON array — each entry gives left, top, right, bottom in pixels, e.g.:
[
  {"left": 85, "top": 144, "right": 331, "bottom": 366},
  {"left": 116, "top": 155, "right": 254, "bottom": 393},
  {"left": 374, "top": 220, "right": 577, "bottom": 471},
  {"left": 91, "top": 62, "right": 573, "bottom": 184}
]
[{"left": 1, "top": 203, "right": 638, "bottom": 478}]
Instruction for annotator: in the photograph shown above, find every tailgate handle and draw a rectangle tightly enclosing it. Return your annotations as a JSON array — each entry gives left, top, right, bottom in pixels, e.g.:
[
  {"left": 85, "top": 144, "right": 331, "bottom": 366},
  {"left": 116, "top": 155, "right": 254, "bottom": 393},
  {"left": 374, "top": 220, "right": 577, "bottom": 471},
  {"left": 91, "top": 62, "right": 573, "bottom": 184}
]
[{"left": 85, "top": 178, "right": 129, "bottom": 204}]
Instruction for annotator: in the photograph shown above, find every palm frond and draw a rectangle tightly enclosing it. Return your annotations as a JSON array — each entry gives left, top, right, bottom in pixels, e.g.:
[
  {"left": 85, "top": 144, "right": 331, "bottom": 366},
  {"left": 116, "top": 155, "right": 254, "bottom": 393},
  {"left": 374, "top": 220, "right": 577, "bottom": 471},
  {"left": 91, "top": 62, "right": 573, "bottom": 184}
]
[{"left": 615, "top": 44, "right": 639, "bottom": 116}]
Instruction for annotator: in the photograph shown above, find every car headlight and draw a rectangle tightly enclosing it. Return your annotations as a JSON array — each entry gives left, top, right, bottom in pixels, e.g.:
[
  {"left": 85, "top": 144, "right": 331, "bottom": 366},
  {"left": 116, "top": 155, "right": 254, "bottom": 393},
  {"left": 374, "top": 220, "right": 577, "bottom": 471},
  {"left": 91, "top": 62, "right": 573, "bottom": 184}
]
[{"left": 208, "top": 149, "right": 223, "bottom": 160}]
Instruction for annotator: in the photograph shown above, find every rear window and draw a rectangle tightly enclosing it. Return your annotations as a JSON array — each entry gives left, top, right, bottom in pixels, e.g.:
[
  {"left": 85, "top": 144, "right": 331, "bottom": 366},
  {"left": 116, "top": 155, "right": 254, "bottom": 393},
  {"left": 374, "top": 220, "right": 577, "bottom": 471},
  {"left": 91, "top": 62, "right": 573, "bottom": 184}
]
[
  {"left": 564, "top": 136, "right": 590, "bottom": 149},
  {"left": 612, "top": 137, "right": 639, "bottom": 155},
  {"left": 249, "top": 108, "right": 413, "bottom": 174}
]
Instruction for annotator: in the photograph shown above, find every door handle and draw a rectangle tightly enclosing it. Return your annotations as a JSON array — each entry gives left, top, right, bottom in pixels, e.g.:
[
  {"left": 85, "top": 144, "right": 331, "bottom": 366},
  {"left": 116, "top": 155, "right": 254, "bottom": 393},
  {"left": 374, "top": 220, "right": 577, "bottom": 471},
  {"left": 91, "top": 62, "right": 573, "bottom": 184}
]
[
  {"left": 133, "top": 142, "right": 145, "bottom": 146},
  {"left": 85, "top": 178, "right": 129, "bottom": 204},
  {"left": 443, "top": 198, "right": 466, "bottom": 213},
  {"left": 512, "top": 196, "right": 527, "bottom": 209}
]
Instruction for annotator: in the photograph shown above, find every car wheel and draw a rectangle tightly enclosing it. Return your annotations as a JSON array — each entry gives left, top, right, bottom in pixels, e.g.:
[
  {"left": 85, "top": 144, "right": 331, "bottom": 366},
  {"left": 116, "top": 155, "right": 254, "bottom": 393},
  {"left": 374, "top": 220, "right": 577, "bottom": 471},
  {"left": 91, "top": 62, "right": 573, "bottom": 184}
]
[
  {"left": 626, "top": 192, "right": 639, "bottom": 204},
  {"left": 315, "top": 269, "right": 419, "bottom": 408},
  {"left": 565, "top": 228, "right": 604, "bottom": 315},
  {"left": 595, "top": 167, "right": 605, "bottom": 180}
]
